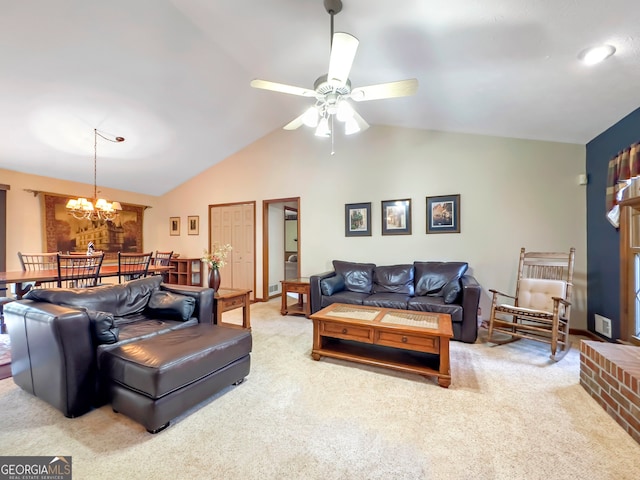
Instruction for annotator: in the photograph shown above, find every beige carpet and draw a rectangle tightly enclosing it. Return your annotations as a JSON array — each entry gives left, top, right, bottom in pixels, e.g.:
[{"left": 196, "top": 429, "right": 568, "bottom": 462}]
[{"left": 0, "top": 299, "right": 638, "bottom": 480}]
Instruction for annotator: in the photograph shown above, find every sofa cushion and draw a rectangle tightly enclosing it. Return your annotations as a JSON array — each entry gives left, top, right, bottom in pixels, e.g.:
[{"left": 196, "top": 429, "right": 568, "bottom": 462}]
[
  {"left": 333, "top": 260, "right": 376, "bottom": 294},
  {"left": 86, "top": 310, "right": 119, "bottom": 344},
  {"left": 145, "top": 290, "right": 196, "bottom": 321},
  {"left": 320, "top": 274, "right": 345, "bottom": 296},
  {"left": 407, "top": 296, "right": 464, "bottom": 323},
  {"left": 25, "top": 275, "right": 163, "bottom": 317},
  {"left": 320, "top": 290, "right": 370, "bottom": 309},
  {"left": 441, "top": 280, "right": 462, "bottom": 304},
  {"left": 372, "top": 264, "right": 414, "bottom": 295},
  {"left": 413, "top": 262, "right": 468, "bottom": 296},
  {"left": 362, "top": 292, "right": 410, "bottom": 310},
  {"left": 109, "top": 317, "right": 198, "bottom": 343}
]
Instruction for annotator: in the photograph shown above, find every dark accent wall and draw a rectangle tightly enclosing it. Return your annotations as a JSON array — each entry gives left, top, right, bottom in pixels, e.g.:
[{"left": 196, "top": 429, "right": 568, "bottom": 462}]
[{"left": 586, "top": 106, "right": 640, "bottom": 340}]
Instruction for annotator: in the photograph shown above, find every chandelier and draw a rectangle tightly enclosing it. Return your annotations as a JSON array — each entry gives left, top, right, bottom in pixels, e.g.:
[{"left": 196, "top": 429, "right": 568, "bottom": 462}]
[{"left": 66, "top": 128, "right": 124, "bottom": 221}]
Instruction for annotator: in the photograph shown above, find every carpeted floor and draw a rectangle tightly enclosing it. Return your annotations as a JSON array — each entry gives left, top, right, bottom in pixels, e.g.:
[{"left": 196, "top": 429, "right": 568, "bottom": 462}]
[{"left": 0, "top": 299, "right": 638, "bottom": 480}]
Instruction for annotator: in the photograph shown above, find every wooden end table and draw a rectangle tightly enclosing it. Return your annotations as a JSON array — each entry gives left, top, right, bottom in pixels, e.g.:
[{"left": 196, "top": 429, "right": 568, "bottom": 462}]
[
  {"left": 280, "top": 277, "right": 311, "bottom": 318},
  {"left": 213, "top": 288, "right": 252, "bottom": 329}
]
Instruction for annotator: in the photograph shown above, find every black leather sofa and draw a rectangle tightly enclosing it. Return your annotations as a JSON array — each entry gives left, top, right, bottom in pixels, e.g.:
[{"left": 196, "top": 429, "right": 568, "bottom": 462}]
[
  {"left": 3, "top": 275, "right": 251, "bottom": 432},
  {"left": 310, "top": 260, "right": 481, "bottom": 343}
]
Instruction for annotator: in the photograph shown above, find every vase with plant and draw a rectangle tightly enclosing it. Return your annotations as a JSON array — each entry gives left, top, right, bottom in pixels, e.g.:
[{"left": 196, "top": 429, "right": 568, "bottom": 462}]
[{"left": 202, "top": 243, "right": 232, "bottom": 292}]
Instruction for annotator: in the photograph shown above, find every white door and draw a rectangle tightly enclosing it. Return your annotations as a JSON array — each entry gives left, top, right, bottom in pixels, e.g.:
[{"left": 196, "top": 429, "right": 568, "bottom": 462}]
[{"left": 209, "top": 203, "right": 255, "bottom": 300}]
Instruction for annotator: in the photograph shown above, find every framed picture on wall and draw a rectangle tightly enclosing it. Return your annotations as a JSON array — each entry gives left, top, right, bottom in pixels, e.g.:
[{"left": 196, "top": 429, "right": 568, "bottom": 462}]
[
  {"left": 188, "top": 215, "right": 199, "bottom": 235},
  {"left": 345, "top": 202, "right": 372, "bottom": 237},
  {"left": 170, "top": 217, "right": 180, "bottom": 236},
  {"left": 381, "top": 199, "right": 412, "bottom": 235},
  {"left": 426, "top": 194, "right": 460, "bottom": 234},
  {"left": 41, "top": 193, "right": 145, "bottom": 261}
]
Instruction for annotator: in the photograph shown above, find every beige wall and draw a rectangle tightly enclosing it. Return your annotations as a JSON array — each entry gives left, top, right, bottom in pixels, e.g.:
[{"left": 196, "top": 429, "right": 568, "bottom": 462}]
[{"left": 3, "top": 124, "right": 587, "bottom": 327}]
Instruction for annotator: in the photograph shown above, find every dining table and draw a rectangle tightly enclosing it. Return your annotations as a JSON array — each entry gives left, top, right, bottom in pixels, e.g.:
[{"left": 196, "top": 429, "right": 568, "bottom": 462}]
[{"left": 0, "top": 264, "right": 173, "bottom": 299}]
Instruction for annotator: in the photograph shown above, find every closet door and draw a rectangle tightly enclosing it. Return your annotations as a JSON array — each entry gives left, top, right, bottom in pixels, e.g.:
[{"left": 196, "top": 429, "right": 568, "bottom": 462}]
[{"left": 209, "top": 202, "right": 255, "bottom": 300}]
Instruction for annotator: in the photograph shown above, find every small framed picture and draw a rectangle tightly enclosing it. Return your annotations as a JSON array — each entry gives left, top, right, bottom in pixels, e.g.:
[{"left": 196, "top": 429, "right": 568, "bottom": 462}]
[
  {"left": 381, "top": 199, "right": 411, "bottom": 235},
  {"left": 345, "top": 202, "right": 372, "bottom": 237},
  {"left": 426, "top": 194, "right": 460, "bottom": 234},
  {"left": 170, "top": 217, "right": 180, "bottom": 236},
  {"left": 188, "top": 215, "right": 199, "bottom": 235}
]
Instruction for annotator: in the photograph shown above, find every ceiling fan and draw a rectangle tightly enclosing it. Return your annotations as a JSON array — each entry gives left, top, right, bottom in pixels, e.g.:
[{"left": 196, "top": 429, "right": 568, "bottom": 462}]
[{"left": 250, "top": 0, "right": 418, "bottom": 141}]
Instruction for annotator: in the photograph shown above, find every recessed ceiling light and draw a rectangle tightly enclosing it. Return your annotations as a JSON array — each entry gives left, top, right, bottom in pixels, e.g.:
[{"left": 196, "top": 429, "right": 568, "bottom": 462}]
[{"left": 578, "top": 44, "right": 616, "bottom": 65}]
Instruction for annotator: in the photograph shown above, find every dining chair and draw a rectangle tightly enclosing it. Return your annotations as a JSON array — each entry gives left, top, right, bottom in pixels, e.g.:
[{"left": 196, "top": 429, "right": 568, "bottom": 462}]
[
  {"left": 56, "top": 252, "right": 105, "bottom": 288},
  {"left": 154, "top": 251, "right": 174, "bottom": 266},
  {"left": 118, "top": 252, "right": 153, "bottom": 283},
  {"left": 154, "top": 251, "right": 174, "bottom": 282},
  {"left": 487, "top": 247, "right": 575, "bottom": 361},
  {"left": 17, "top": 251, "right": 60, "bottom": 290}
]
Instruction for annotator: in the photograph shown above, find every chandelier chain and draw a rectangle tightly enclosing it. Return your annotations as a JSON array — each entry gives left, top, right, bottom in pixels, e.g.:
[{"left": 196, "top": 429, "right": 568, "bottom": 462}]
[{"left": 94, "top": 128, "right": 98, "bottom": 200}]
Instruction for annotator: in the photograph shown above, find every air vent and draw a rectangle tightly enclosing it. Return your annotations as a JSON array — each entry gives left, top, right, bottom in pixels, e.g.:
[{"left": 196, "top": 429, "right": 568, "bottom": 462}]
[{"left": 594, "top": 314, "right": 612, "bottom": 338}]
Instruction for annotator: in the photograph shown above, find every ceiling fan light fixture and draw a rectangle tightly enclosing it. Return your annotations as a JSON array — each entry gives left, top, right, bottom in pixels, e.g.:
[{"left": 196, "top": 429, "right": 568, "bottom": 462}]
[
  {"left": 336, "top": 100, "right": 355, "bottom": 122},
  {"left": 315, "top": 117, "right": 331, "bottom": 137},
  {"left": 578, "top": 44, "right": 616, "bottom": 65},
  {"left": 344, "top": 117, "right": 360, "bottom": 135},
  {"left": 302, "top": 106, "right": 320, "bottom": 127}
]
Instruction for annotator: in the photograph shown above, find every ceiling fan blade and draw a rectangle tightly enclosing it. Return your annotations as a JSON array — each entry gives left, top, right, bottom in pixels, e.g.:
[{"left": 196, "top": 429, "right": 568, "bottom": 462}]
[
  {"left": 282, "top": 113, "right": 307, "bottom": 130},
  {"left": 351, "top": 78, "right": 419, "bottom": 102},
  {"left": 327, "top": 32, "right": 359, "bottom": 87},
  {"left": 250, "top": 79, "right": 316, "bottom": 97}
]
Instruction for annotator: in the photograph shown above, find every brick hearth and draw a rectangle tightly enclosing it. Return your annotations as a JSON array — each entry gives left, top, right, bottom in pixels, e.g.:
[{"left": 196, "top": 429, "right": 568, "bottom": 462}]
[{"left": 580, "top": 340, "right": 640, "bottom": 444}]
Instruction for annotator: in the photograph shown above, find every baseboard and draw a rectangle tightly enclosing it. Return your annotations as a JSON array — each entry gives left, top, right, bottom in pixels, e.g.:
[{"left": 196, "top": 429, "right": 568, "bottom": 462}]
[{"left": 570, "top": 328, "right": 603, "bottom": 341}]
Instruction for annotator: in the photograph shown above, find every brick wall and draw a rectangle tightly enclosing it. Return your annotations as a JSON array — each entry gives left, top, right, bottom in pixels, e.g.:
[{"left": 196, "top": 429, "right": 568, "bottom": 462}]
[{"left": 580, "top": 340, "right": 640, "bottom": 444}]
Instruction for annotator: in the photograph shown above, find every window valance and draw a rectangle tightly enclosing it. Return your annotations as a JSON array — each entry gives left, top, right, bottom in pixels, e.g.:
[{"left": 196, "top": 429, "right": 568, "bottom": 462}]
[{"left": 606, "top": 142, "right": 640, "bottom": 228}]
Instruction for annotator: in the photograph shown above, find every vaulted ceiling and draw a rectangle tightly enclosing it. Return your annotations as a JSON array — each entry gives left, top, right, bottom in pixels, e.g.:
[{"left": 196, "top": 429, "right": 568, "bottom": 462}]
[{"left": 1, "top": 0, "right": 639, "bottom": 195}]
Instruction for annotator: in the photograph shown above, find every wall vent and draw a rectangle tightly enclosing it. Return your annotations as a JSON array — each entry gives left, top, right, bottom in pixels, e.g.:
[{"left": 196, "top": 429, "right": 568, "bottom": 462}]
[
  {"left": 269, "top": 284, "right": 279, "bottom": 293},
  {"left": 594, "top": 314, "right": 612, "bottom": 338}
]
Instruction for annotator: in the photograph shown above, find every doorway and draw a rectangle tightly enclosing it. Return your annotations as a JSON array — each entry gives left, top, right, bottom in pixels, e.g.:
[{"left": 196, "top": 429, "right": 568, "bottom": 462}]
[{"left": 263, "top": 197, "right": 300, "bottom": 300}]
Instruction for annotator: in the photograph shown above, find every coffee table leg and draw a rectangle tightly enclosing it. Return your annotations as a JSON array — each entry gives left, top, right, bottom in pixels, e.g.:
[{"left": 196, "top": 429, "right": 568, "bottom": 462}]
[
  {"left": 311, "top": 320, "right": 322, "bottom": 361},
  {"left": 437, "top": 336, "right": 451, "bottom": 388}
]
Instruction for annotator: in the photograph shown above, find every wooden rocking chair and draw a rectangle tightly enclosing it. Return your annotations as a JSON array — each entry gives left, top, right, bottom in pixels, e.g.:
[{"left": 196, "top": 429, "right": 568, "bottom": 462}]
[{"left": 487, "top": 247, "right": 575, "bottom": 361}]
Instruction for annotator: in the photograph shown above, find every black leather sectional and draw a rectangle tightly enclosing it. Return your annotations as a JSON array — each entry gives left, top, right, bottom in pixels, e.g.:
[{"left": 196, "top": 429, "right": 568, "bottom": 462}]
[{"left": 3, "top": 275, "right": 251, "bottom": 433}]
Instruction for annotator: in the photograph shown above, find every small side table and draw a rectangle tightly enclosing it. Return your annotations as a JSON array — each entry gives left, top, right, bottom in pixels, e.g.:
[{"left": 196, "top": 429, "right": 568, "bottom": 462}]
[
  {"left": 213, "top": 288, "right": 252, "bottom": 329},
  {"left": 280, "top": 277, "right": 311, "bottom": 318}
]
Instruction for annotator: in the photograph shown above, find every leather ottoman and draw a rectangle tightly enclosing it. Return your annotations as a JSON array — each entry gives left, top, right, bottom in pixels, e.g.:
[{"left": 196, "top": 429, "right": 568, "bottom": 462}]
[{"left": 101, "top": 323, "right": 251, "bottom": 433}]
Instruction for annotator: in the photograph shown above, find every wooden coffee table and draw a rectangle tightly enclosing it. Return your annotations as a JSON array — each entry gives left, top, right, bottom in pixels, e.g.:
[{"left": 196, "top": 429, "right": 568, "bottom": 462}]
[{"left": 310, "top": 303, "right": 452, "bottom": 387}]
